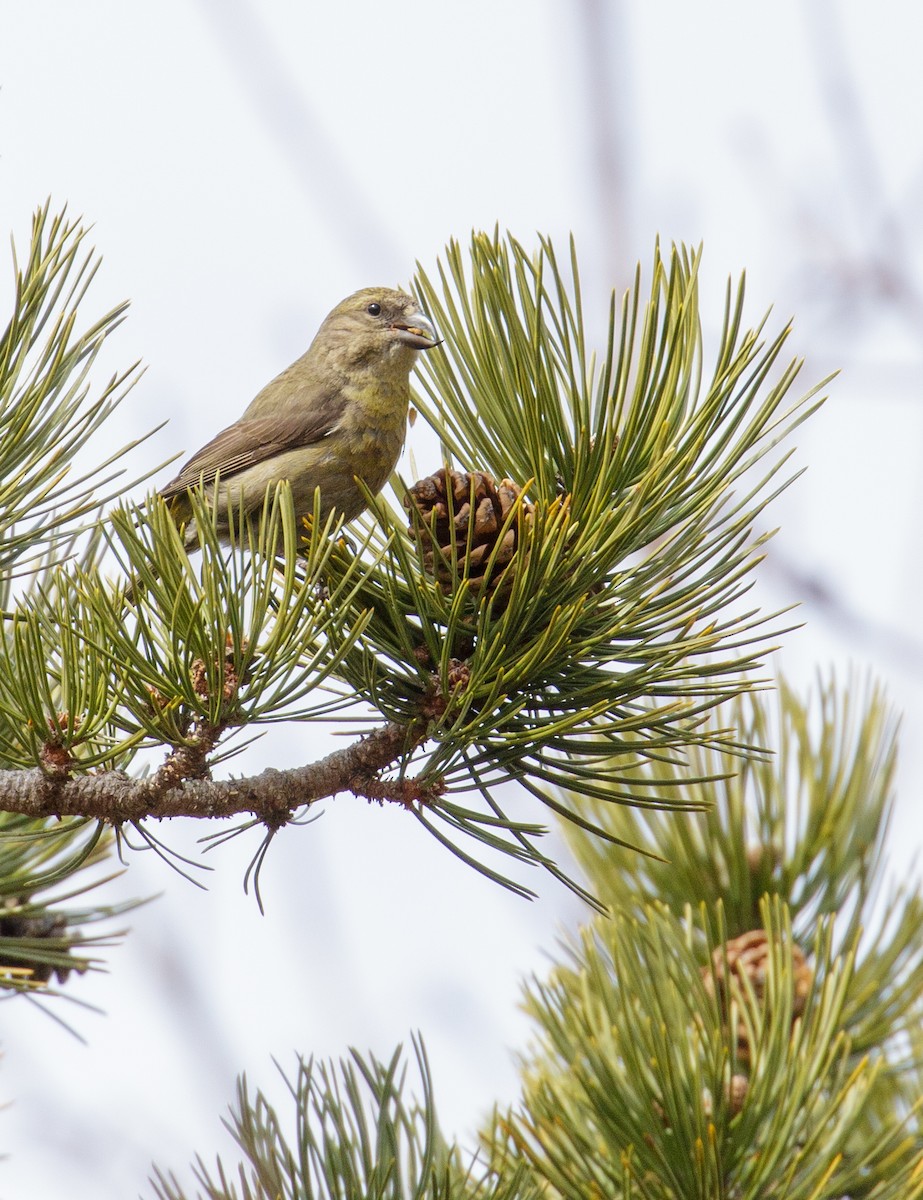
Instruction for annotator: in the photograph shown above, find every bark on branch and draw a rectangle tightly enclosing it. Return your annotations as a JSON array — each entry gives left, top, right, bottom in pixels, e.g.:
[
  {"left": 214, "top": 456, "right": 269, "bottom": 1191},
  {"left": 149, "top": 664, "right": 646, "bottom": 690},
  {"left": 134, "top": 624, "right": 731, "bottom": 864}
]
[{"left": 0, "top": 721, "right": 439, "bottom": 827}]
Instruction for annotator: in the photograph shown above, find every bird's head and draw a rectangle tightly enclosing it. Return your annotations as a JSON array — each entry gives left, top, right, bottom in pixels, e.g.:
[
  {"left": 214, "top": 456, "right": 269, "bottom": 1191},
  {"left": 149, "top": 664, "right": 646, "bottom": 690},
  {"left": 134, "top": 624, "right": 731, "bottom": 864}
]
[{"left": 317, "top": 287, "right": 440, "bottom": 371}]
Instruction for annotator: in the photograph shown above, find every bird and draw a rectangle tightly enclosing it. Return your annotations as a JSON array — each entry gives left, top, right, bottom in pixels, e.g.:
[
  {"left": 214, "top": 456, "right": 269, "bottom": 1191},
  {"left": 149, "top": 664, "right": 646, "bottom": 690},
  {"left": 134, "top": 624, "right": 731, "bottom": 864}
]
[{"left": 159, "top": 287, "right": 439, "bottom": 544}]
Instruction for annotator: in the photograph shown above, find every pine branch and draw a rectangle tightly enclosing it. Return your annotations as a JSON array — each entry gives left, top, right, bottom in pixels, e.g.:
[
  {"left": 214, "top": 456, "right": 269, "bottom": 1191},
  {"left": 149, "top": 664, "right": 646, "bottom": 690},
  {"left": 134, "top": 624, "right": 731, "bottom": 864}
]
[
  {"left": 0, "top": 718, "right": 433, "bottom": 825},
  {"left": 0, "top": 202, "right": 156, "bottom": 578},
  {"left": 148, "top": 1038, "right": 538, "bottom": 1200},
  {"left": 487, "top": 891, "right": 923, "bottom": 1200},
  {"left": 0, "top": 215, "right": 833, "bottom": 895}
]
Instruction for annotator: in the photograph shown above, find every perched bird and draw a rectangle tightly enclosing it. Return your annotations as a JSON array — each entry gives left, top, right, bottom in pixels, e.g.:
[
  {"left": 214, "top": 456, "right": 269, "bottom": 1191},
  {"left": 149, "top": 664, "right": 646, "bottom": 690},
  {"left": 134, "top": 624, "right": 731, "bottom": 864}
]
[{"left": 160, "top": 287, "right": 438, "bottom": 543}]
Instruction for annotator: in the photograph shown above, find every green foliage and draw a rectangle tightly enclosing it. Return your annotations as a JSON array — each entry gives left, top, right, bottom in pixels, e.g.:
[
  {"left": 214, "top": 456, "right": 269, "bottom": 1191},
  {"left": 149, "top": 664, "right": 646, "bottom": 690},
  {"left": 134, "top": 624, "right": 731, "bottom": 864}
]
[
  {"left": 494, "top": 897, "right": 922, "bottom": 1200},
  {"left": 0, "top": 214, "right": 832, "bottom": 898},
  {"left": 145, "top": 678, "right": 923, "bottom": 1198},
  {"left": 0, "top": 204, "right": 157, "bottom": 992},
  {"left": 471, "top": 678, "right": 923, "bottom": 1198},
  {"left": 2, "top": 206, "right": 919, "bottom": 1200},
  {"left": 147, "top": 1040, "right": 540, "bottom": 1200},
  {"left": 558, "top": 675, "right": 923, "bottom": 1060},
  {"left": 0, "top": 202, "right": 148, "bottom": 583},
  {"left": 0, "top": 484, "right": 384, "bottom": 778},
  {"left": 3, "top": 201, "right": 916, "bottom": 1200},
  {"left": 298, "top": 232, "right": 827, "bottom": 887},
  {"left": 0, "top": 814, "right": 134, "bottom": 998},
  {"left": 95, "top": 488, "right": 380, "bottom": 747},
  {"left": 557, "top": 673, "right": 897, "bottom": 931}
]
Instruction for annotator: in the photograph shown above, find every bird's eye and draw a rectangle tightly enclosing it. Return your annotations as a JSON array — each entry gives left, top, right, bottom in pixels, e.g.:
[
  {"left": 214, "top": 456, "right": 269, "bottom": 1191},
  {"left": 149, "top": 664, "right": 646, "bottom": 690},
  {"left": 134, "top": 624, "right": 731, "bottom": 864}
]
[{"left": 367, "top": 302, "right": 382, "bottom": 316}]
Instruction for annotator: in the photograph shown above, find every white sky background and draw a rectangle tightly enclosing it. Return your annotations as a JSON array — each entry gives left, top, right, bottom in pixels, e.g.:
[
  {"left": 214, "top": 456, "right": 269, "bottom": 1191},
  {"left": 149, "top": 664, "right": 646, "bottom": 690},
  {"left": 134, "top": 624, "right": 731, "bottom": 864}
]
[{"left": 1, "top": 1, "right": 922, "bottom": 1196}]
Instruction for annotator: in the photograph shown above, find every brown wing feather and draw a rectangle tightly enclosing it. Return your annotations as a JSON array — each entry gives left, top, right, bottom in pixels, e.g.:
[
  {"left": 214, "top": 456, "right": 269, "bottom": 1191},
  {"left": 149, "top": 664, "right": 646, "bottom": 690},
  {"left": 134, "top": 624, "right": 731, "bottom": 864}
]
[{"left": 160, "top": 394, "right": 345, "bottom": 500}]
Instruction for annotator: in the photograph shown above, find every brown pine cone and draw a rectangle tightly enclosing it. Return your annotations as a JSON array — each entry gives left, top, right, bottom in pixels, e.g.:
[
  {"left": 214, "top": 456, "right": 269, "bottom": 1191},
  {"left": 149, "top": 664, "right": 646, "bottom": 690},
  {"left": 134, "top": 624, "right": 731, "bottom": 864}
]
[
  {"left": 702, "top": 929, "right": 813, "bottom": 1067},
  {"left": 404, "top": 468, "right": 533, "bottom": 599},
  {"left": 0, "top": 900, "right": 74, "bottom": 985}
]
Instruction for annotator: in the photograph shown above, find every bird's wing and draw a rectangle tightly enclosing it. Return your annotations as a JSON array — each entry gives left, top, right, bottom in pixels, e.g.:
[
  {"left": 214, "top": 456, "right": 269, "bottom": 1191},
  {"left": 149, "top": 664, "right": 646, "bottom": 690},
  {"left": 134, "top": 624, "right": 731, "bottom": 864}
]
[{"left": 160, "top": 392, "right": 345, "bottom": 500}]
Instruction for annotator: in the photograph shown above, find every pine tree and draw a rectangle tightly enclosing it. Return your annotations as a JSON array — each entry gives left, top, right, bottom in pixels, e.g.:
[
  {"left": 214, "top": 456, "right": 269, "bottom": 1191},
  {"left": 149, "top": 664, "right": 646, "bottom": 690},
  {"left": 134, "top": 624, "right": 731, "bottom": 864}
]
[{"left": 8, "top": 204, "right": 915, "bottom": 1199}]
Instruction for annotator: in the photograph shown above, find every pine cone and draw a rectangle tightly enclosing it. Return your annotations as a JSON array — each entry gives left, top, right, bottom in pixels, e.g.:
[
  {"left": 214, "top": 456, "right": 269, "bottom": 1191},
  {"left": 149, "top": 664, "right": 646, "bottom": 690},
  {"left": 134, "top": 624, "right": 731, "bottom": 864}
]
[
  {"left": 726, "top": 1073, "right": 749, "bottom": 1116},
  {"left": 702, "top": 929, "right": 813, "bottom": 1067},
  {"left": 404, "top": 468, "right": 533, "bottom": 599},
  {"left": 0, "top": 900, "right": 74, "bottom": 985}
]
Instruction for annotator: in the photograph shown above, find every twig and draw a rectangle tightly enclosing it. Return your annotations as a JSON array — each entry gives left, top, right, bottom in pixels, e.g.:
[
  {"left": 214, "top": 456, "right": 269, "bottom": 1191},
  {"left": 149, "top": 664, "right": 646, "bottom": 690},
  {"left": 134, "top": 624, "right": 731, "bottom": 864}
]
[{"left": 0, "top": 721, "right": 436, "bottom": 827}]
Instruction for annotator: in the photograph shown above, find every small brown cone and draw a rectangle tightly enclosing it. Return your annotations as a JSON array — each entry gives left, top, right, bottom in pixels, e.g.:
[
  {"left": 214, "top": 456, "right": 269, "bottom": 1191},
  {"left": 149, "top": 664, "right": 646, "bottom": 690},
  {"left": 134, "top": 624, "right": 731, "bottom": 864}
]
[
  {"left": 405, "top": 468, "right": 533, "bottom": 600},
  {"left": 726, "top": 1073, "right": 749, "bottom": 1116},
  {"left": 0, "top": 900, "right": 74, "bottom": 985},
  {"left": 702, "top": 929, "right": 813, "bottom": 1067}
]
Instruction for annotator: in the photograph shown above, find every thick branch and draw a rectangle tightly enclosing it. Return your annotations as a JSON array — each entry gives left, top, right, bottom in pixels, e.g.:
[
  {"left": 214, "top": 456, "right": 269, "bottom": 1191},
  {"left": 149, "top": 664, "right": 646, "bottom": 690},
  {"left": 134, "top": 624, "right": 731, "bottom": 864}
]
[{"left": 0, "top": 722, "right": 436, "bottom": 826}]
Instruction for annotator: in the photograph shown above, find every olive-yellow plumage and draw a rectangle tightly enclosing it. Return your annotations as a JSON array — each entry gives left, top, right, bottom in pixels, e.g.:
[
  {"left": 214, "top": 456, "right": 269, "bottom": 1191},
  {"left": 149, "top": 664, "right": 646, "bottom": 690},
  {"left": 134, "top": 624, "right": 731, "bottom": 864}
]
[{"left": 161, "top": 287, "right": 438, "bottom": 542}]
